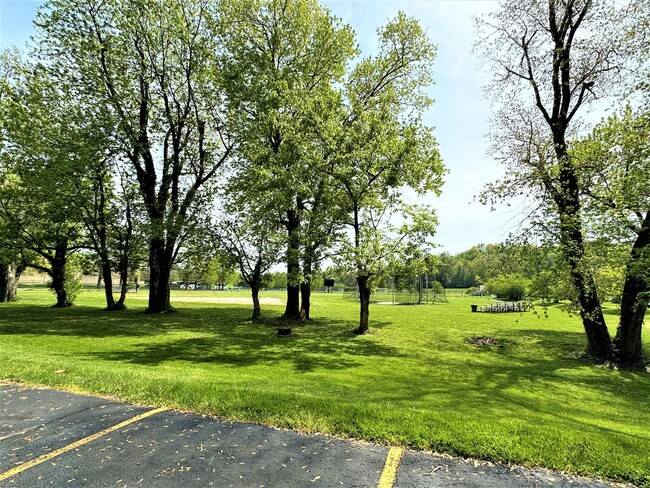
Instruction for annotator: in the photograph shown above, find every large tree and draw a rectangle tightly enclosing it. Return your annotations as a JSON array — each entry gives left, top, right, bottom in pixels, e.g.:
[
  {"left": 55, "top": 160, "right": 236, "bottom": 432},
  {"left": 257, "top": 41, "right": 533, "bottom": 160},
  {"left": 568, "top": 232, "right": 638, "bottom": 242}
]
[
  {"left": 36, "top": 0, "right": 234, "bottom": 313},
  {"left": 326, "top": 13, "right": 444, "bottom": 334},
  {"left": 0, "top": 61, "right": 88, "bottom": 307},
  {"left": 476, "top": 0, "right": 629, "bottom": 361},
  {"left": 217, "top": 0, "right": 356, "bottom": 320}
]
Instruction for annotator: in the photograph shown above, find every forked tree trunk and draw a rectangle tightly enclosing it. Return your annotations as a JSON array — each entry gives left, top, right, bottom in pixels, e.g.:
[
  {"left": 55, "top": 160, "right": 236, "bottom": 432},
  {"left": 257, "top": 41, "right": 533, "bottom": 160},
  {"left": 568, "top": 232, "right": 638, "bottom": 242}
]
[
  {"left": 0, "top": 261, "right": 18, "bottom": 303},
  {"left": 614, "top": 213, "right": 649, "bottom": 368},
  {"left": 355, "top": 275, "right": 371, "bottom": 335}
]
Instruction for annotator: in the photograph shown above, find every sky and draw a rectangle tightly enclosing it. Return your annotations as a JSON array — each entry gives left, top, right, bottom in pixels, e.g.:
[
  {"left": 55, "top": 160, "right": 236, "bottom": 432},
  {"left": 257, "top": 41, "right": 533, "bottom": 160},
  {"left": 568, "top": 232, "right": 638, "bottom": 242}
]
[{"left": 0, "top": 0, "right": 521, "bottom": 255}]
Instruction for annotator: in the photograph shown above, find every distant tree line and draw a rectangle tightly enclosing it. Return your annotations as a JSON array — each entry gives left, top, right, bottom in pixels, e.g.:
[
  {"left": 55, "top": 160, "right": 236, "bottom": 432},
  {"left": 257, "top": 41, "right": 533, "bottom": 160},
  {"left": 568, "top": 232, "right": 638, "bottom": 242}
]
[{"left": 429, "top": 242, "right": 626, "bottom": 304}]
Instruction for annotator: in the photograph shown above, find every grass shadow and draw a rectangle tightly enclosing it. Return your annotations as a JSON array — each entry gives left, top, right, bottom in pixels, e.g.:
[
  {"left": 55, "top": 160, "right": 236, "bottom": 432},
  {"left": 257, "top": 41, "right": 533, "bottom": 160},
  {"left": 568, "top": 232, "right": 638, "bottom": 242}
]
[{"left": 0, "top": 303, "right": 401, "bottom": 373}]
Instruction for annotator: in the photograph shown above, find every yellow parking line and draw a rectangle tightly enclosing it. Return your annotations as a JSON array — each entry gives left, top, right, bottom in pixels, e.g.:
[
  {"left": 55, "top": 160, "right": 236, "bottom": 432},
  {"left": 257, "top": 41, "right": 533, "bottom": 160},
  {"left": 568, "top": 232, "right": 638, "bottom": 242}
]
[
  {"left": 0, "top": 406, "right": 168, "bottom": 482},
  {"left": 378, "top": 446, "right": 404, "bottom": 488}
]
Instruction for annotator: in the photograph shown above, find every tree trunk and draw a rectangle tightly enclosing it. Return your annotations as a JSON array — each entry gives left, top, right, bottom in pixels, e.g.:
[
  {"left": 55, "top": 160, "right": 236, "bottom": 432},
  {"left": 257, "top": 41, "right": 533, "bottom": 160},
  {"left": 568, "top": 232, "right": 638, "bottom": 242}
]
[
  {"left": 614, "top": 211, "right": 649, "bottom": 368},
  {"left": 559, "top": 210, "right": 612, "bottom": 360},
  {"left": 96, "top": 272, "right": 102, "bottom": 289},
  {"left": 300, "top": 279, "right": 311, "bottom": 320},
  {"left": 115, "top": 270, "right": 128, "bottom": 309},
  {"left": 300, "top": 258, "right": 312, "bottom": 320},
  {"left": 574, "top": 276, "right": 611, "bottom": 360},
  {"left": 115, "top": 199, "right": 133, "bottom": 310},
  {"left": 251, "top": 286, "right": 261, "bottom": 322},
  {"left": 115, "top": 248, "right": 129, "bottom": 310},
  {"left": 283, "top": 208, "right": 301, "bottom": 319},
  {"left": 50, "top": 241, "right": 70, "bottom": 308},
  {"left": 554, "top": 145, "right": 612, "bottom": 361},
  {"left": 101, "top": 259, "right": 117, "bottom": 310},
  {"left": 147, "top": 237, "right": 172, "bottom": 313},
  {"left": 0, "top": 261, "right": 18, "bottom": 303},
  {"left": 354, "top": 275, "right": 371, "bottom": 335}
]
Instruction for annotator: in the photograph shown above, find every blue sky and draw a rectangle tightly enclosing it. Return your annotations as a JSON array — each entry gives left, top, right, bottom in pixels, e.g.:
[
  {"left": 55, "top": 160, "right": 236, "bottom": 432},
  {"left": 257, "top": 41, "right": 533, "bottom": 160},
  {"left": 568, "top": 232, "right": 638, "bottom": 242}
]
[{"left": 0, "top": 0, "right": 517, "bottom": 254}]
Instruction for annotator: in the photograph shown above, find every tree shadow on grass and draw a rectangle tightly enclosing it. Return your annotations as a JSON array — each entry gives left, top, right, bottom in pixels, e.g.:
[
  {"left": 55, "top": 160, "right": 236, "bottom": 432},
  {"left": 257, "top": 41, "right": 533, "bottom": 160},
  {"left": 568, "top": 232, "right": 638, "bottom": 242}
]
[
  {"left": 0, "top": 303, "right": 401, "bottom": 373},
  {"left": 0, "top": 304, "right": 270, "bottom": 338},
  {"left": 0, "top": 304, "right": 176, "bottom": 338},
  {"left": 432, "top": 328, "right": 650, "bottom": 425},
  {"left": 366, "top": 327, "right": 649, "bottom": 411},
  {"left": 85, "top": 330, "right": 402, "bottom": 373},
  {"left": 92, "top": 308, "right": 396, "bottom": 373}
]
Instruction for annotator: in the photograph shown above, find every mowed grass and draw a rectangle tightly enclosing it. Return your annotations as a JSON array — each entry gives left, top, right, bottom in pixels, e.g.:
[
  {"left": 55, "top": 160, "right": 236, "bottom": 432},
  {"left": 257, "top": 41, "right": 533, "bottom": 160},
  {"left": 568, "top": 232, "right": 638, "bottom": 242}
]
[{"left": 1, "top": 289, "right": 649, "bottom": 486}]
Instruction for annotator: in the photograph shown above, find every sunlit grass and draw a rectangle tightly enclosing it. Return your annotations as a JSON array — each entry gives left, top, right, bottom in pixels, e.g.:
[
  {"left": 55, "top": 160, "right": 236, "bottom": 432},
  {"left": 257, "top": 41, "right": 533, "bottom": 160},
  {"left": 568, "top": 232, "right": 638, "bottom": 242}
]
[{"left": 1, "top": 288, "right": 649, "bottom": 486}]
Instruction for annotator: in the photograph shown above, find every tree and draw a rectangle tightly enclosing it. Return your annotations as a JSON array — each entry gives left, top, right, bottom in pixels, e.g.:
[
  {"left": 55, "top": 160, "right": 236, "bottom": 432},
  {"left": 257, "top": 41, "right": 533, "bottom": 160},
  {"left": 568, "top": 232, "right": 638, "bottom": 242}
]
[
  {"left": 327, "top": 13, "right": 444, "bottom": 334},
  {"left": 576, "top": 108, "right": 650, "bottom": 367},
  {"left": 68, "top": 102, "right": 145, "bottom": 310},
  {"left": 267, "top": 272, "right": 288, "bottom": 289},
  {"left": 218, "top": 0, "right": 356, "bottom": 320},
  {"left": 205, "top": 252, "right": 239, "bottom": 290},
  {"left": 0, "top": 61, "right": 88, "bottom": 307},
  {"left": 476, "top": 0, "right": 629, "bottom": 361},
  {"left": 625, "top": 0, "right": 650, "bottom": 108},
  {"left": 0, "top": 50, "right": 23, "bottom": 303},
  {"left": 485, "top": 274, "right": 530, "bottom": 301},
  {"left": 214, "top": 203, "right": 284, "bottom": 322},
  {"left": 36, "top": 0, "right": 234, "bottom": 313}
]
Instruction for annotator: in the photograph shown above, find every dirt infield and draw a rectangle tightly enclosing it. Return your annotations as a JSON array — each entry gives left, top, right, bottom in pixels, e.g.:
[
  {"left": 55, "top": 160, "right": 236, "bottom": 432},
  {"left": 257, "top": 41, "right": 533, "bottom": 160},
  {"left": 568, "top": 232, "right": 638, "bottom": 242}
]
[{"left": 130, "top": 295, "right": 284, "bottom": 305}]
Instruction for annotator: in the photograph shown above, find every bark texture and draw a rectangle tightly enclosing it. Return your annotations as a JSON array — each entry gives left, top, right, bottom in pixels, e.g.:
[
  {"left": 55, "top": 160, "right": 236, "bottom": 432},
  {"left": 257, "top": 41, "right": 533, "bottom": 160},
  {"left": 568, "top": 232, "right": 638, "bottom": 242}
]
[
  {"left": 614, "top": 211, "right": 650, "bottom": 368},
  {"left": 147, "top": 237, "right": 173, "bottom": 313},
  {"left": 283, "top": 208, "right": 301, "bottom": 319},
  {"left": 355, "top": 275, "right": 371, "bottom": 335},
  {"left": 556, "top": 183, "right": 612, "bottom": 360},
  {"left": 0, "top": 261, "right": 18, "bottom": 303},
  {"left": 50, "top": 240, "right": 70, "bottom": 308},
  {"left": 251, "top": 286, "right": 261, "bottom": 322}
]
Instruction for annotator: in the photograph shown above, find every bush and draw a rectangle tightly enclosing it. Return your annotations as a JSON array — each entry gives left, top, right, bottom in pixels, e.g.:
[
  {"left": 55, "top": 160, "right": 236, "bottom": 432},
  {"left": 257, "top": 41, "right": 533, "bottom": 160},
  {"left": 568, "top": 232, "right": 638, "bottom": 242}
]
[
  {"left": 465, "top": 286, "right": 483, "bottom": 296},
  {"left": 485, "top": 274, "right": 530, "bottom": 301}
]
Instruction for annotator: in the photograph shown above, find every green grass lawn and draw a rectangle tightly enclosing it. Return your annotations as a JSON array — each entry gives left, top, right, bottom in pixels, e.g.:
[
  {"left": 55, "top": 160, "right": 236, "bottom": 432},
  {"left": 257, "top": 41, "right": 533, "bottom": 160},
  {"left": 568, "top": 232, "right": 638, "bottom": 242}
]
[{"left": 1, "top": 288, "right": 649, "bottom": 486}]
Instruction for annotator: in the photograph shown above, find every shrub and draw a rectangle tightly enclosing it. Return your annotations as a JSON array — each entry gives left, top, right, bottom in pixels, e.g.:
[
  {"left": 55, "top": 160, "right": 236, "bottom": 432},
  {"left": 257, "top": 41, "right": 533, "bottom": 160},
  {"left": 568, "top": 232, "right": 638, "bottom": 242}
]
[{"left": 485, "top": 274, "right": 530, "bottom": 301}]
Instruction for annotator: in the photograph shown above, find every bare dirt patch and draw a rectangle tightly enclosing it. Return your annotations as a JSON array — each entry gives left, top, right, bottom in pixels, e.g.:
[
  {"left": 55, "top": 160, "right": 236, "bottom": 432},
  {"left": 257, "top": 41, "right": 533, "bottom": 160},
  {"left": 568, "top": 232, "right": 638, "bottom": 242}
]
[{"left": 466, "top": 337, "right": 499, "bottom": 347}]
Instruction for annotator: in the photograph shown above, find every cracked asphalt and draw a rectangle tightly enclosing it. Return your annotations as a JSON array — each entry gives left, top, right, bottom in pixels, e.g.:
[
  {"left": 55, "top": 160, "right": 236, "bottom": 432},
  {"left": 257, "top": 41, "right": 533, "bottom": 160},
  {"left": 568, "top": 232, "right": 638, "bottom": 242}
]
[{"left": 0, "top": 382, "right": 634, "bottom": 487}]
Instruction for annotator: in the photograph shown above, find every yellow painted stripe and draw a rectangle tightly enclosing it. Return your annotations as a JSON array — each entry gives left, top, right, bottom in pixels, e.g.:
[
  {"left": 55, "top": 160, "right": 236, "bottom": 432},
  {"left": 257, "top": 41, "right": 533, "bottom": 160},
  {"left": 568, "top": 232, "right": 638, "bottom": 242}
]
[
  {"left": 378, "top": 447, "right": 404, "bottom": 488},
  {"left": 0, "top": 407, "right": 168, "bottom": 482}
]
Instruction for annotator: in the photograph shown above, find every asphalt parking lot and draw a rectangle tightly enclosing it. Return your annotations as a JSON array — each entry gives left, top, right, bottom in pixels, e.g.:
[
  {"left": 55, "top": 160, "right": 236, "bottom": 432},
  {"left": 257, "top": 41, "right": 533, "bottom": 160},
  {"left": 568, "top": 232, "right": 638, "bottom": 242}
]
[{"left": 0, "top": 382, "right": 631, "bottom": 487}]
